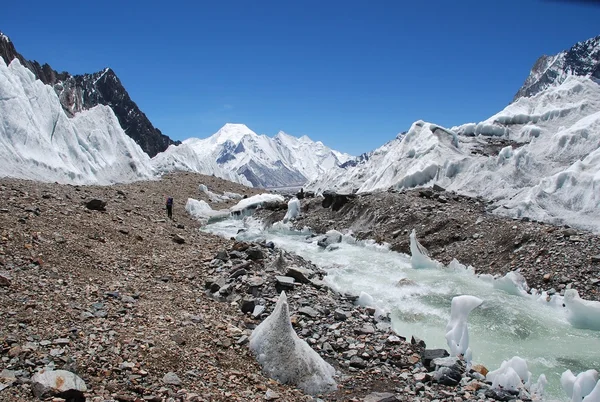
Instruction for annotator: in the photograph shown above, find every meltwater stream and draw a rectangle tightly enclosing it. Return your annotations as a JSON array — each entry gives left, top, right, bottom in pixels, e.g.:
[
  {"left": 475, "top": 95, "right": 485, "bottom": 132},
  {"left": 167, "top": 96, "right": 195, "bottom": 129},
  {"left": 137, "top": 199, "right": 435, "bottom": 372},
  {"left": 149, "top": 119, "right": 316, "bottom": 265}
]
[{"left": 203, "top": 217, "right": 600, "bottom": 400}]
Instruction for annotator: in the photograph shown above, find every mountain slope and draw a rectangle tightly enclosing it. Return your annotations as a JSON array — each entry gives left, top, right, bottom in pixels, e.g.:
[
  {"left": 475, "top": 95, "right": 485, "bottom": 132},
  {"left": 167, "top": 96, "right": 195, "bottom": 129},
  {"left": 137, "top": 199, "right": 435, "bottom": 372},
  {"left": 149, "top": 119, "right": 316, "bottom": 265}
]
[
  {"left": 307, "top": 36, "right": 600, "bottom": 232},
  {"left": 0, "top": 30, "right": 179, "bottom": 157},
  {"left": 514, "top": 35, "right": 600, "bottom": 100},
  {"left": 0, "top": 57, "right": 155, "bottom": 184},
  {"left": 152, "top": 123, "right": 352, "bottom": 188}
]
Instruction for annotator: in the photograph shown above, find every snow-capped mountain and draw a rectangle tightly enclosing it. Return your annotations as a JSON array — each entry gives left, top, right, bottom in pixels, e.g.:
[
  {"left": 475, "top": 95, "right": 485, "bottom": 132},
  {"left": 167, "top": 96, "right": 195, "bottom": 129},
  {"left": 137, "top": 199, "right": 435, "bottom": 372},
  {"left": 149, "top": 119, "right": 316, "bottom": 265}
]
[
  {"left": 307, "top": 36, "right": 600, "bottom": 232},
  {"left": 0, "top": 30, "right": 179, "bottom": 157},
  {"left": 152, "top": 123, "right": 352, "bottom": 188},
  {"left": 514, "top": 35, "right": 600, "bottom": 100},
  {"left": 0, "top": 57, "right": 156, "bottom": 184}
]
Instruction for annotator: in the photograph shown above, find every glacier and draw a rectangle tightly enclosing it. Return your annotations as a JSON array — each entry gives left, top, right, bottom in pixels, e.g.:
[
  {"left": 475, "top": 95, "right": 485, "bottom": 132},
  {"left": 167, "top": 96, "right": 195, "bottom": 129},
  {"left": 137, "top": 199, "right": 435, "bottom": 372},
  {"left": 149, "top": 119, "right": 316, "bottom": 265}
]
[
  {"left": 0, "top": 58, "right": 156, "bottom": 185},
  {"left": 307, "top": 75, "right": 600, "bottom": 231}
]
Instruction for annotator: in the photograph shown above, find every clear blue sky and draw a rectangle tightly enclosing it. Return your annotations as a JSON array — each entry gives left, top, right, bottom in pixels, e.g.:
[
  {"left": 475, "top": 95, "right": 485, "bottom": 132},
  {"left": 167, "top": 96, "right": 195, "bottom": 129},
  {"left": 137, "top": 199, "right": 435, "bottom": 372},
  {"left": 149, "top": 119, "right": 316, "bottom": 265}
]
[{"left": 2, "top": 0, "right": 599, "bottom": 155}]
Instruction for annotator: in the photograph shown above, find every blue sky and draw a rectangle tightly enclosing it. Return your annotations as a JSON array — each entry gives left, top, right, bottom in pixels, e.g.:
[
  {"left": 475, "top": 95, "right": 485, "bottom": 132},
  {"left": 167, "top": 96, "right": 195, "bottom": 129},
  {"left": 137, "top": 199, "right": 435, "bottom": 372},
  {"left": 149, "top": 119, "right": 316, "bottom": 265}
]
[{"left": 2, "top": 0, "right": 599, "bottom": 155}]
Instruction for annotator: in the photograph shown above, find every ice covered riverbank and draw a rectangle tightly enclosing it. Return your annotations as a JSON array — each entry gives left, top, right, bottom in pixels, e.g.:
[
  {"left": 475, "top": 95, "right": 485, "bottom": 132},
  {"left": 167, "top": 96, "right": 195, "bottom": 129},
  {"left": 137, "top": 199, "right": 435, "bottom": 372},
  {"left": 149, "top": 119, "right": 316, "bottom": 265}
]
[{"left": 202, "top": 212, "right": 600, "bottom": 401}]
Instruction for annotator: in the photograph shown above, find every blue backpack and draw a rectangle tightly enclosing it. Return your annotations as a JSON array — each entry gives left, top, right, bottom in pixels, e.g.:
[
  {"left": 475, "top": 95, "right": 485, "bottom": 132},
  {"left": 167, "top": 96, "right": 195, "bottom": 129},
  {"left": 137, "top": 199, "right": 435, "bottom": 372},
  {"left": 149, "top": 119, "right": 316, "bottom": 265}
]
[{"left": 166, "top": 197, "right": 173, "bottom": 206}]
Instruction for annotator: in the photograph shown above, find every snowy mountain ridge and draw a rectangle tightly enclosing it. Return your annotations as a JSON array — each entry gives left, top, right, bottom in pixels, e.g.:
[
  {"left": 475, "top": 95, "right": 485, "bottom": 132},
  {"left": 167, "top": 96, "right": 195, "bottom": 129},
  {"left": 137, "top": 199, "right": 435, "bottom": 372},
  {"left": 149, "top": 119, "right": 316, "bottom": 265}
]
[
  {"left": 152, "top": 123, "right": 353, "bottom": 188},
  {"left": 514, "top": 35, "right": 600, "bottom": 100},
  {"left": 0, "top": 30, "right": 179, "bottom": 157}
]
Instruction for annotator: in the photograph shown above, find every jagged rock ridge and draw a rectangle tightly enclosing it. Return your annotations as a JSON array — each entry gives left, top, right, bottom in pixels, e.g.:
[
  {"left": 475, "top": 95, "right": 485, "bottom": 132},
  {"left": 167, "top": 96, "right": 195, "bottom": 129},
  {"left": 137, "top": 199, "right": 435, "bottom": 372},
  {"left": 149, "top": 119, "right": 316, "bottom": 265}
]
[
  {"left": 514, "top": 34, "right": 600, "bottom": 100},
  {"left": 0, "top": 30, "right": 179, "bottom": 157}
]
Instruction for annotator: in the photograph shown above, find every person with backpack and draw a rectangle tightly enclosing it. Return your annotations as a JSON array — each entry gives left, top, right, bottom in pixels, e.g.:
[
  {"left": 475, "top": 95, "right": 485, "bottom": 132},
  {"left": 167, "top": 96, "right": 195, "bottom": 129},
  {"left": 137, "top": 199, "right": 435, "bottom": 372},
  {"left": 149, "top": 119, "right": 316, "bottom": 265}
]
[{"left": 166, "top": 196, "right": 173, "bottom": 219}]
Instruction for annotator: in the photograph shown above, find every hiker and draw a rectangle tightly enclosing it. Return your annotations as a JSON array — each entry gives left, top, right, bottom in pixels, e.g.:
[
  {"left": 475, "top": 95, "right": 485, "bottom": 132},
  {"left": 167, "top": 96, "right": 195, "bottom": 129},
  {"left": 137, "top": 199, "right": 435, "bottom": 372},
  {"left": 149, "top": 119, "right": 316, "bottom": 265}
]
[{"left": 166, "top": 196, "right": 173, "bottom": 219}]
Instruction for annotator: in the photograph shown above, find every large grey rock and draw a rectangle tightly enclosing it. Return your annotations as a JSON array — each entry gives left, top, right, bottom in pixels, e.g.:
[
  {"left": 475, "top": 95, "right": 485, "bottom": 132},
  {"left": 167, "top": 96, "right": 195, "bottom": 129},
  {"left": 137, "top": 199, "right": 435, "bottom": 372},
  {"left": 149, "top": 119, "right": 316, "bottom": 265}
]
[
  {"left": 162, "top": 371, "right": 181, "bottom": 386},
  {"left": 363, "top": 392, "right": 400, "bottom": 402},
  {"left": 85, "top": 199, "right": 106, "bottom": 211},
  {"left": 274, "top": 276, "right": 295, "bottom": 291},
  {"left": 31, "top": 369, "right": 87, "bottom": 400},
  {"left": 298, "top": 306, "right": 319, "bottom": 318},
  {"left": 0, "top": 272, "right": 10, "bottom": 287},
  {"left": 422, "top": 348, "right": 450, "bottom": 370},
  {"left": 286, "top": 266, "right": 314, "bottom": 284},
  {"left": 246, "top": 247, "right": 264, "bottom": 261}
]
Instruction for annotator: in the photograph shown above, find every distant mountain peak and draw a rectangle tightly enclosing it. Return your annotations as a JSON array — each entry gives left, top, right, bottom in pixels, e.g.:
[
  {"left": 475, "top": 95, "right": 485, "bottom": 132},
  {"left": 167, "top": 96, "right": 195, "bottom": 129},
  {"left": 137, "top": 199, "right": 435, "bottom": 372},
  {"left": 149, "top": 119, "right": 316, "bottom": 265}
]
[
  {"left": 212, "top": 123, "right": 257, "bottom": 144},
  {"left": 514, "top": 34, "right": 600, "bottom": 100},
  {"left": 0, "top": 31, "right": 9, "bottom": 43}
]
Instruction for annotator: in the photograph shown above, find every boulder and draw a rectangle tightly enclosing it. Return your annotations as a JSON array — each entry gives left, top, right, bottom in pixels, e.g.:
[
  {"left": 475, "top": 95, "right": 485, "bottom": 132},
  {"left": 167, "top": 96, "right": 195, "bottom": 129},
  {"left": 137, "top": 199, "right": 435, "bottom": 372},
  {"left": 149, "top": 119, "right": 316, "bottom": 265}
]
[
  {"left": 241, "top": 298, "right": 256, "bottom": 314},
  {"left": 85, "top": 199, "right": 106, "bottom": 211},
  {"left": 31, "top": 369, "right": 87, "bottom": 400},
  {"left": 363, "top": 392, "right": 400, "bottom": 402},
  {"left": 286, "top": 266, "right": 314, "bottom": 284},
  {"left": 422, "top": 349, "right": 449, "bottom": 370},
  {"left": 172, "top": 234, "right": 185, "bottom": 244},
  {"left": 321, "top": 191, "right": 356, "bottom": 212},
  {"left": 246, "top": 247, "right": 264, "bottom": 261}
]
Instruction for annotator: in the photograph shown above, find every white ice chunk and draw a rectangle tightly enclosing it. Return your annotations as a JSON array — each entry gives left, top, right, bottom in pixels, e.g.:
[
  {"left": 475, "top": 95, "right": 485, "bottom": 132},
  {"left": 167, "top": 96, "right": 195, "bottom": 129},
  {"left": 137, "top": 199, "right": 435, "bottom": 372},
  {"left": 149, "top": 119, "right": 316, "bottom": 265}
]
[
  {"left": 185, "top": 198, "right": 229, "bottom": 222},
  {"left": 223, "top": 191, "right": 243, "bottom": 200},
  {"left": 493, "top": 271, "right": 530, "bottom": 297},
  {"left": 445, "top": 295, "right": 483, "bottom": 358},
  {"left": 563, "top": 289, "right": 600, "bottom": 331},
  {"left": 487, "top": 356, "right": 531, "bottom": 391},
  {"left": 410, "top": 229, "right": 443, "bottom": 269},
  {"left": 283, "top": 197, "right": 301, "bottom": 223},
  {"left": 357, "top": 291, "right": 375, "bottom": 307},
  {"left": 199, "top": 184, "right": 229, "bottom": 203},
  {"left": 530, "top": 374, "right": 548, "bottom": 401},
  {"left": 231, "top": 194, "right": 285, "bottom": 216},
  {"left": 249, "top": 291, "right": 337, "bottom": 395},
  {"left": 562, "top": 369, "right": 599, "bottom": 402}
]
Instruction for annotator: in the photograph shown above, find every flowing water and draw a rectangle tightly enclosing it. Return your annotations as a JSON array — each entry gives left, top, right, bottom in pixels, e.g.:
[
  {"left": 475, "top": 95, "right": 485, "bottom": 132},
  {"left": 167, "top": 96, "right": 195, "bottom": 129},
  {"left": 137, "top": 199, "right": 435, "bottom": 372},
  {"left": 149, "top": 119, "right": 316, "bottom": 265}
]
[{"left": 203, "top": 217, "right": 600, "bottom": 400}]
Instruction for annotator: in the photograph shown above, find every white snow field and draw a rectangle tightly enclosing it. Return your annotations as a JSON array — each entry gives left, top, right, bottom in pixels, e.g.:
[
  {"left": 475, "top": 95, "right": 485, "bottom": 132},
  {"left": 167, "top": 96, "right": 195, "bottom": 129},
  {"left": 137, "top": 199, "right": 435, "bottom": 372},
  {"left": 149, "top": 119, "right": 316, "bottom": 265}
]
[
  {"left": 307, "top": 76, "right": 600, "bottom": 231},
  {"left": 0, "top": 58, "right": 155, "bottom": 184},
  {"left": 203, "top": 215, "right": 600, "bottom": 400},
  {"left": 151, "top": 123, "right": 352, "bottom": 188}
]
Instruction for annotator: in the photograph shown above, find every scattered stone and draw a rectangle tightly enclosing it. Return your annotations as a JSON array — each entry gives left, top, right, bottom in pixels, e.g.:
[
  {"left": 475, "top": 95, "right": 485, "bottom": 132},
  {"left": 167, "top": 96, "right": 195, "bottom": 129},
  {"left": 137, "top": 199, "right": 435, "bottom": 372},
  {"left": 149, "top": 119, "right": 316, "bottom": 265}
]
[
  {"left": 298, "top": 306, "right": 319, "bottom": 318},
  {"left": 363, "top": 392, "right": 400, "bottom": 402},
  {"left": 246, "top": 247, "right": 264, "bottom": 261},
  {"left": 0, "top": 272, "right": 11, "bottom": 287},
  {"left": 334, "top": 309, "right": 350, "bottom": 321},
  {"left": 172, "top": 234, "right": 186, "bottom": 244},
  {"left": 162, "top": 372, "right": 181, "bottom": 386},
  {"left": 265, "top": 389, "right": 280, "bottom": 400},
  {"left": 349, "top": 355, "right": 367, "bottom": 369},
  {"left": 286, "top": 266, "right": 314, "bottom": 284}
]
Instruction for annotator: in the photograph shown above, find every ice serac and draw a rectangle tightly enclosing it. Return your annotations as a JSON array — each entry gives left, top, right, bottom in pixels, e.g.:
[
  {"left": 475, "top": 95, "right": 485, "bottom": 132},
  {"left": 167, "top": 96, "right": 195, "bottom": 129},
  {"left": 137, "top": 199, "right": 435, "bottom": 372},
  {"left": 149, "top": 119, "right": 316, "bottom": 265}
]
[
  {"left": 410, "top": 229, "right": 443, "bottom": 269},
  {"left": 152, "top": 123, "right": 352, "bottom": 188},
  {"left": 249, "top": 291, "right": 337, "bottom": 395},
  {"left": 283, "top": 197, "right": 301, "bottom": 223},
  {"left": 0, "top": 30, "right": 178, "bottom": 157},
  {"left": 0, "top": 58, "right": 155, "bottom": 185},
  {"left": 563, "top": 289, "right": 600, "bottom": 331},
  {"left": 445, "top": 295, "right": 482, "bottom": 360},
  {"left": 561, "top": 369, "right": 599, "bottom": 402}
]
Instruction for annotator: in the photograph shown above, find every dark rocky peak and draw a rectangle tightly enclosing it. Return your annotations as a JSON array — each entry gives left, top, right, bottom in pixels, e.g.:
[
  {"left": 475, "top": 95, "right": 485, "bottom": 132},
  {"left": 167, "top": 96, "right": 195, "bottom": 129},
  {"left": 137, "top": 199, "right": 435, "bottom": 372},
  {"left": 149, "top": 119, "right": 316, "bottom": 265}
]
[
  {"left": 514, "top": 34, "right": 600, "bottom": 100},
  {"left": 0, "top": 30, "right": 180, "bottom": 157}
]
